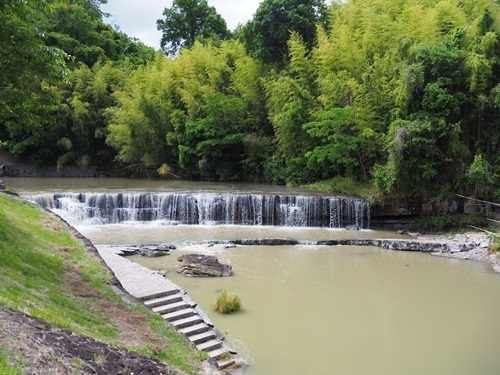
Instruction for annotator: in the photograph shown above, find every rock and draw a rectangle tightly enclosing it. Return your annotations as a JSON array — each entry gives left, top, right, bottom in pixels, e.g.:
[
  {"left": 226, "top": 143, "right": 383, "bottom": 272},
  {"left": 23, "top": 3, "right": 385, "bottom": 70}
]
[
  {"left": 177, "top": 254, "right": 232, "bottom": 277},
  {"left": 0, "top": 180, "right": 5, "bottom": 190},
  {"left": 157, "top": 243, "right": 176, "bottom": 251},
  {"left": 139, "top": 246, "right": 170, "bottom": 258},
  {"left": 138, "top": 243, "right": 175, "bottom": 257},
  {"left": 102, "top": 244, "right": 175, "bottom": 257},
  {"left": 118, "top": 247, "right": 141, "bottom": 256},
  {"left": 233, "top": 238, "right": 299, "bottom": 246}
]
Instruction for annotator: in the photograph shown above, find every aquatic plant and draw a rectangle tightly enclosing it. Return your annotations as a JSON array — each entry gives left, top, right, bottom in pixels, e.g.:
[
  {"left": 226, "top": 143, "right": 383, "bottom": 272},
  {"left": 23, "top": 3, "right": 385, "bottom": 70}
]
[{"left": 215, "top": 290, "right": 242, "bottom": 314}]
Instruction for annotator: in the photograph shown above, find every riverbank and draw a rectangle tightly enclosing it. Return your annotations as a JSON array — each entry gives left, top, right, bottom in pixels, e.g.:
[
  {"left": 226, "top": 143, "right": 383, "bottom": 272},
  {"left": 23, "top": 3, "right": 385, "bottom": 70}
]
[
  {"left": 0, "top": 192, "right": 207, "bottom": 374},
  {"left": 421, "top": 232, "right": 500, "bottom": 273}
]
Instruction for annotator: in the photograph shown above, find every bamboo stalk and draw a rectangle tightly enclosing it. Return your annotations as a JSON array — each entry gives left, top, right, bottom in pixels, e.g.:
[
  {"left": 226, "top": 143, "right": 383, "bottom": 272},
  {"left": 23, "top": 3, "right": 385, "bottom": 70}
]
[{"left": 454, "top": 194, "right": 500, "bottom": 208}]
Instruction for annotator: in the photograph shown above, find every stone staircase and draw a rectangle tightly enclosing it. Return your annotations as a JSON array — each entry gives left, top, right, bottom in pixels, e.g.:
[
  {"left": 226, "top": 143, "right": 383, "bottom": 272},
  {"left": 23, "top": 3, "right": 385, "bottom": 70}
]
[{"left": 137, "top": 288, "right": 239, "bottom": 371}]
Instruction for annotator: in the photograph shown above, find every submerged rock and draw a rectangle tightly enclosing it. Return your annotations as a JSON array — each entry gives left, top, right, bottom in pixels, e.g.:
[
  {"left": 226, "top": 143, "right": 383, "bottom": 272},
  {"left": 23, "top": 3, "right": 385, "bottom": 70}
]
[{"left": 177, "top": 254, "right": 232, "bottom": 277}]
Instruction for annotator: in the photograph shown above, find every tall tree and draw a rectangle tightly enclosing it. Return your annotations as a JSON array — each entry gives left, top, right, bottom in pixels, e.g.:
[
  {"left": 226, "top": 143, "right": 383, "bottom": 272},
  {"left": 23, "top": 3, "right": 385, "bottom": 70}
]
[
  {"left": 157, "top": 0, "right": 231, "bottom": 56},
  {"left": 243, "top": 0, "right": 327, "bottom": 65}
]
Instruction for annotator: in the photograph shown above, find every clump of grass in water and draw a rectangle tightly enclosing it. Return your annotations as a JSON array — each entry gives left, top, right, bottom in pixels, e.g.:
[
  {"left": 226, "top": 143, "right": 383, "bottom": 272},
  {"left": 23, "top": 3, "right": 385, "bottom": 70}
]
[{"left": 215, "top": 290, "right": 242, "bottom": 314}]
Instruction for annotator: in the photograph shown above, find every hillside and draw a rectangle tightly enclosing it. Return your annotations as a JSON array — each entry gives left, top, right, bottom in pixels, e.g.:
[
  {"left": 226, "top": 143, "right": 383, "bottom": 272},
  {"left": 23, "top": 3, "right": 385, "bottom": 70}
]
[{"left": 0, "top": 192, "right": 205, "bottom": 374}]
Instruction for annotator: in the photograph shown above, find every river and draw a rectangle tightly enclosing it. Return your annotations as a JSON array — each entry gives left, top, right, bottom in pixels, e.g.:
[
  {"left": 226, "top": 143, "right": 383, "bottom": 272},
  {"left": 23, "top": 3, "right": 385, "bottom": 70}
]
[{"left": 5, "top": 177, "right": 500, "bottom": 375}]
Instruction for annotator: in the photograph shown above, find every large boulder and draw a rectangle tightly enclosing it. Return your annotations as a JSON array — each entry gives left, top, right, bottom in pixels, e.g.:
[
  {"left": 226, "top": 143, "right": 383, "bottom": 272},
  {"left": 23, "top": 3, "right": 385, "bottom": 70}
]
[{"left": 177, "top": 254, "right": 232, "bottom": 277}]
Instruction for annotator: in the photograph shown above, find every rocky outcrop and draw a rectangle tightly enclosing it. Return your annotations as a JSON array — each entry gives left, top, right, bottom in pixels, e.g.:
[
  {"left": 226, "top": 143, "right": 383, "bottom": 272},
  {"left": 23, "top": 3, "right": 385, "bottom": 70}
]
[
  {"left": 100, "top": 243, "right": 176, "bottom": 257},
  {"left": 370, "top": 194, "right": 500, "bottom": 227},
  {"left": 177, "top": 254, "right": 232, "bottom": 277}
]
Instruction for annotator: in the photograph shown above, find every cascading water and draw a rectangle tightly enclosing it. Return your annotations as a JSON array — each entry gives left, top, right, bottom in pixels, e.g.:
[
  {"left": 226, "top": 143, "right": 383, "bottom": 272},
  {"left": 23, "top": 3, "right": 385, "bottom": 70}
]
[{"left": 27, "top": 192, "right": 370, "bottom": 229}]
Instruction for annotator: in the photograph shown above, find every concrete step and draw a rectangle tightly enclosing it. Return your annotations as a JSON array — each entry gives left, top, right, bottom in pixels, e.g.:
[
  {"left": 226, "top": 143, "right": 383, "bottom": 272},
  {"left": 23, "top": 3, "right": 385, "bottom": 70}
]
[
  {"left": 162, "top": 308, "right": 195, "bottom": 322},
  {"left": 152, "top": 301, "right": 188, "bottom": 315},
  {"left": 197, "top": 339, "right": 222, "bottom": 352},
  {"left": 206, "top": 347, "right": 229, "bottom": 359},
  {"left": 143, "top": 293, "right": 183, "bottom": 308},
  {"left": 171, "top": 315, "right": 203, "bottom": 329},
  {"left": 217, "top": 358, "right": 236, "bottom": 370},
  {"left": 188, "top": 330, "right": 216, "bottom": 345},
  {"left": 178, "top": 322, "right": 210, "bottom": 337},
  {"left": 137, "top": 288, "right": 179, "bottom": 302}
]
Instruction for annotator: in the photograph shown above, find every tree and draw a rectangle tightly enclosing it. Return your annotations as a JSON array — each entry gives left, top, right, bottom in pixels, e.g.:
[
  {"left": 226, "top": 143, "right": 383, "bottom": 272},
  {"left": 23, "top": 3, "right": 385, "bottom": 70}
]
[
  {"left": 157, "top": 0, "right": 231, "bottom": 56},
  {"left": 304, "top": 107, "right": 362, "bottom": 177},
  {"left": 464, "top": 153, "right": 495, "bottom": 199},
  {"left": 243, "top": 0, "right": 327, "bottom": 65},
  {"left": 56, "top": 62, "right": 125, "bottom": 170},
  {"left": 44, "top": 0, "right": 155, "bottom": 67},
  {"left": 0, "top": 1, "right": 67, "bottom": 163}
]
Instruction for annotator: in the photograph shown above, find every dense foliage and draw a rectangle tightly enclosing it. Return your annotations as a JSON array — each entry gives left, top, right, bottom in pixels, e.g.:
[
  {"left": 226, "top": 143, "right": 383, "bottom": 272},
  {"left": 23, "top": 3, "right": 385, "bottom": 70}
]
[
  {"left": 1, "top": 0, "right": 499, "bottom": 201},
  {"left": 0, "top": 0, "right": 155, "bottom": 166},
  {"left": 157, "top": 0, "right": 231, "bottom": 56}
]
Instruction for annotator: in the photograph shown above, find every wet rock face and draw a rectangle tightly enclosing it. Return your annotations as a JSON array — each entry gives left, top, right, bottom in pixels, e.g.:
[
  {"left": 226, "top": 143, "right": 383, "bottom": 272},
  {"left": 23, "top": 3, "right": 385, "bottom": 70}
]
[{"left": 177, "top": 254, "right": 232, "bottom": 277}]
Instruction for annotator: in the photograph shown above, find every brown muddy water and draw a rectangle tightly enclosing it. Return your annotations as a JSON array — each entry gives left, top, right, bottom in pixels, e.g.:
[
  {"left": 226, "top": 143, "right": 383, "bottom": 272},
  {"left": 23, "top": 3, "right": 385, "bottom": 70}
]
[
  {"left": 130, "top": 241, "right": 500, "bottom": 375},
  {"left": 6, "top": 177, "right": 500, "bottom": 374}
]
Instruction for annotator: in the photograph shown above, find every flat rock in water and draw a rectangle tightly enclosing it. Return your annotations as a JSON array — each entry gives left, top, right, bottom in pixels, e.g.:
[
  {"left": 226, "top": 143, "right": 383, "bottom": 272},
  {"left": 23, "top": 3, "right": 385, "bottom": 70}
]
[
  {"left": 177, "top": 254, "right": 232, "bottom": 277},
  {"left": 104, "top": 243, "right": 176, "bottom": 257}
]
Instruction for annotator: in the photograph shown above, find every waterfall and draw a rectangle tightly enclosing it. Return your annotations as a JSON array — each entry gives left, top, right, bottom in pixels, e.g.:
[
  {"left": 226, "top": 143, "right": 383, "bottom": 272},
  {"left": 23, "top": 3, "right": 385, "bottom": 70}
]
[{"left": 27, "top": 192, "right": 370, "bottom": 229}]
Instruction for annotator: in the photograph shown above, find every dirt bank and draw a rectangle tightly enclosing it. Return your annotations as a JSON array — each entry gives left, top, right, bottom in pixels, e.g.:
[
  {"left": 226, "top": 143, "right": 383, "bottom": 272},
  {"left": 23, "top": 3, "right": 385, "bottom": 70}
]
[{"left": 0, "top": 305, "right": 185, "bottom": 375}]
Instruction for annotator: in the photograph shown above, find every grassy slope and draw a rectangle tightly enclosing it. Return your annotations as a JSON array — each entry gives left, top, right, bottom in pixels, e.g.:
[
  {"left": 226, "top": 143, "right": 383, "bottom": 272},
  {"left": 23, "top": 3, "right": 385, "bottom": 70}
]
[{"left": 0, "top": 193, "right": 205, "bottom": 373}]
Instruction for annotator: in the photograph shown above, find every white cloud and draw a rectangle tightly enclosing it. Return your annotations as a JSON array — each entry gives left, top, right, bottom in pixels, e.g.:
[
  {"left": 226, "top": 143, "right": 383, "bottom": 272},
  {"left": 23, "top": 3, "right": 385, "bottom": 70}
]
[{"left": 101, "top": 0, "right": 262, "bottom": 50}]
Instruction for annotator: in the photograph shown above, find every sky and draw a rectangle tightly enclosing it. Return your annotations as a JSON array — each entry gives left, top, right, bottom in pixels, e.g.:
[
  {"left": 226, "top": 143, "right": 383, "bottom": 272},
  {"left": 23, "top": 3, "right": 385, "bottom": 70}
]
[{"left": 100, "top": 0, "right": 263, "bottom": 50}]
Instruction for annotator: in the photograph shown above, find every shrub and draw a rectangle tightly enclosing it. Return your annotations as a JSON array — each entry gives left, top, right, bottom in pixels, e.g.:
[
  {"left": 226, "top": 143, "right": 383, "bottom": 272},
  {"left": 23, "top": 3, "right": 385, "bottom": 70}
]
[
  {"left": 215, "top": 290, "right": 242, "bottom": 314},
  {"left": 490, "top": 240, "right": 500, "bottom": 254}
]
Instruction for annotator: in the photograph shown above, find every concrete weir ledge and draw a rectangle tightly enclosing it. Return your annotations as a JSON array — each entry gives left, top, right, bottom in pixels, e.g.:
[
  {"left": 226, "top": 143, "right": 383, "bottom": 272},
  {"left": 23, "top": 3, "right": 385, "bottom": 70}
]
[{"left": 210, "top": 237, "right": 484, "bottom": 253}]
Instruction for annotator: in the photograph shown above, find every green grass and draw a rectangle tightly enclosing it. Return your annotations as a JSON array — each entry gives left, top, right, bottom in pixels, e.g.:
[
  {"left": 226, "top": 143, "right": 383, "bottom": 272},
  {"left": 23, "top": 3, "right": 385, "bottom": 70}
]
[
  {"left": 215, "top": 289, "right": 242, "bottom": 314},
  {"left": 0, "top": 346, "right": 24, "bottom": 375},
  {"left": 306, "top": 177, "right": 378, "bottom": 202},
  {"left": 0, "top": 193, "right": 204, "bottom": 373}
]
